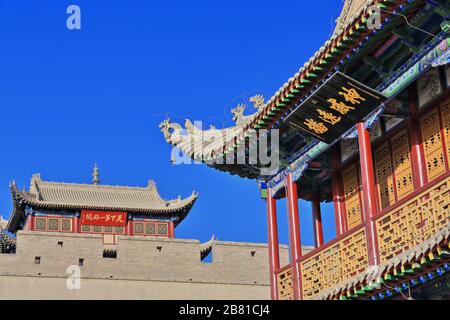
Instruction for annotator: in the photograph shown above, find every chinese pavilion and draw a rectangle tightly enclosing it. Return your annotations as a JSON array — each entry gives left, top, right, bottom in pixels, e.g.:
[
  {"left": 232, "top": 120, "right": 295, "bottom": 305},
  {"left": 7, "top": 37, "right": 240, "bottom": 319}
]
[
  {"left": 161, "top": 0, "right": 450, "bottom": 300},
  {"left": 1, "top": 166, "right": 198, "bottom": 252}
]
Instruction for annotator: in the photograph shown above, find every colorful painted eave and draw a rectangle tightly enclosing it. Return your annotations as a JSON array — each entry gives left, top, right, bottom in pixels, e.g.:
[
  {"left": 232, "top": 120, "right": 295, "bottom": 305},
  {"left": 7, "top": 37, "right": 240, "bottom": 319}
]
[
  {"left": 221, "top": 0, "right": 417, "bottom": 155},
  {"left": 267, "top": 36, "right": 450, "bottom": 198}
]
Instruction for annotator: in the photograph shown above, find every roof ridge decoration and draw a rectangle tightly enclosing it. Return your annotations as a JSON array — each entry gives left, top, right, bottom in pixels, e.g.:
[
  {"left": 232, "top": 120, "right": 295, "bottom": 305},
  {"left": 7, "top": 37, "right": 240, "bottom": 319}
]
[
  {"left": 160, "top": 0, "right": 415, "bottom": 171},
  {"left": 334, "top": 0, "right": 371, "bottom": 36},
  {"left": 160, "top": 95, "right": 266, "bottom": 163}
]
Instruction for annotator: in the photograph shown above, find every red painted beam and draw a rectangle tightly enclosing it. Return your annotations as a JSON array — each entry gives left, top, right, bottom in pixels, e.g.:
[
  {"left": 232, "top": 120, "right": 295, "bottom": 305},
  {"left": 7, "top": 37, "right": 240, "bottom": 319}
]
[
  {"left": 312, "top": 190, "right": 324, "bottom": 248},
  {"left": 357, "top": 122, "right": 380, "bottom": 266},
  {"left": 285, "top": 173, "right": 303, "bottom": 300},
  {"left": 266, "top": 189, "right": 281, "bottom": 300}
]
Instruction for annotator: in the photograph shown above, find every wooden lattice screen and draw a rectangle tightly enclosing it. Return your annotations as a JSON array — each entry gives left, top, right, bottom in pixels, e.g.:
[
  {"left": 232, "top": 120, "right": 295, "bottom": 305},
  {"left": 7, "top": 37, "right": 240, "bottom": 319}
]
[
  {"left": 342, "top": 164, "right": 363, "bottom": 229},
  {"left": 277, "top": 268, "right": 293, "bottom": 300},
  {"left": 391, "top": 130, "right": 414, "bottom": 200},
  {"left": 374, "top": 142, "right": 395, "bottom": 210},
  {"left": 376, "top": 175, "right": 450, "bottom": 263},
  {"left": 300, "top": 228, "right": 368, "bottom": 299},
  {"left": 440, "top": 97, "right": 450, "bottom": 163},
  {"left": 421, "top": 109, "right": 446, "bottom": 181}
]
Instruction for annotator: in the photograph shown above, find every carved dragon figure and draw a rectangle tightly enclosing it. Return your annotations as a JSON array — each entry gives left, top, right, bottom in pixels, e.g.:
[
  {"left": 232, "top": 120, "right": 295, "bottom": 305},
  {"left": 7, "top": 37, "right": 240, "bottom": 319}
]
[
  {"left": 231, "top": 95, "right": 265, "bottom": 125},
  {"left": 159, "top": 118, "right": 182, "bottom": 143}
]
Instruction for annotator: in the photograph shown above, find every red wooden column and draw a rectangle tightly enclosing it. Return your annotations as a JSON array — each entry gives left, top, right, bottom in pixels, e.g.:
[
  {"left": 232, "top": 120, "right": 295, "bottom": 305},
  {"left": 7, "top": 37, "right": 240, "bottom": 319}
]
[
  {"left": 408, "top": 86, "right": 427, "bottom": 189},
  {"left": 168, "top": 222, "right": 175, "bottom": 238},
  {"left": 266, "top": 189, "right": 280, "bottom": 300},
  {"left": 285, "top": 172, "right": 303, "bottom": 300},
  {"left": 311, "top": 189, "right": 324, "bottom": 248},
  {"left": 332, "top": 146, "right": 346, "bottom": 236},
  {"left": 73, "top": 215, "right": 80, "bottom": 233},
  {"left": 357, "top": 122, "right": 379, "bottom": 266}
]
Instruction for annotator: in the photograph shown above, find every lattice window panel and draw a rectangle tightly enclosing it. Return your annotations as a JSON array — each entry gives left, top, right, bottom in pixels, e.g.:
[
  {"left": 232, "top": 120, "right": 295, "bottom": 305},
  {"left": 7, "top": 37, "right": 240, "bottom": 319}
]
[
  {"left": 440, "top": 98, "right": 450, "bottom": 164},
  {"left": 421, "top": 109, "right": 446, "bottom": 181},
  {"left": 157, "top": 223, "right": 168, "bottom": 236},
  {"left": 277, "top": 268, "right": 293, "bottom": 300},
  {"left": 342, "top": 164, "right": 363, "bottom": 229},
  {"left": 300, "top": 228, "right": 368, "bottom": 299},
  {"left": 376, "top": 177, "right": 450, "bottom": 263},
  {"left": 374, "top": 142, "right": 395, "bottom": 210},
  {"left": 35, "top": 218, "right": 46, "bottom": 230},
  {"left": 115, "top": 226, "right": 124, "bottom": 234},
  {"left": 134, "top": 222, "right": 144, "bottom": 234},
  {"left": 81, "top": 225, "right": 90, "bottom": 232},
  {"left": 146, "top": 223, "right": 156, "bottom": 235},
  {"left": 48, "top": 218, "right": 59, "bottom": 231},
  {"left": 391, "top": 130, "right": 414, "bottom": 200},
  {"left": 61, "top": 219, "right": 72, "bottom": 232}
]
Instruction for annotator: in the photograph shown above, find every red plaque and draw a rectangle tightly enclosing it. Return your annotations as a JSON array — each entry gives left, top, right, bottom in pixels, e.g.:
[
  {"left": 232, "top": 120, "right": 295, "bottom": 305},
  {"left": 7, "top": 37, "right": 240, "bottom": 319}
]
[{"left": 81, "top": 210, "right": 127, "bottom": 227}]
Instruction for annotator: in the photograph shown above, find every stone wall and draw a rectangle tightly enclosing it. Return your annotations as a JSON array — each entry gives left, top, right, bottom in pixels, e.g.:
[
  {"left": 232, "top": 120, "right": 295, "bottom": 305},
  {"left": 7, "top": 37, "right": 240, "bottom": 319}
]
[{"left": 0, "top": 231, "right": 291, "bottom": 300}]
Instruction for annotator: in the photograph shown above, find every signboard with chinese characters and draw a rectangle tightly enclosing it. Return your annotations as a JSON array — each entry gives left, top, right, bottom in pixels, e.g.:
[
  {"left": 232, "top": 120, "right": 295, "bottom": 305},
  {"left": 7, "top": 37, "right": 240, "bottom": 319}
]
[
  {"left": 285, "top": 72, "right": 387, "bottom": 144},
  {"left": 81, "top": 210, "right": 127, "bottom": 227}
]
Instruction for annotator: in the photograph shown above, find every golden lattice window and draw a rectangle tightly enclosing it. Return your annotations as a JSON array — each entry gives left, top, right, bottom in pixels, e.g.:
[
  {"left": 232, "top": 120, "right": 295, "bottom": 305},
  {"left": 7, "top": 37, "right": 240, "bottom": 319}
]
[
  {"left": 391, "top": 130, "right": 414, "bottom": 200},
  {"left": 440, "top": 98, "right": 450, "bottom": 164},
  {"left": 421, "top": 109, "right": 446, "bottom": 181},
  {"left": 374, "top": 142, "right": 395, "bottom": 210},
  {"left": 342, "top": 164, "right": 363, "bottom": 229}
]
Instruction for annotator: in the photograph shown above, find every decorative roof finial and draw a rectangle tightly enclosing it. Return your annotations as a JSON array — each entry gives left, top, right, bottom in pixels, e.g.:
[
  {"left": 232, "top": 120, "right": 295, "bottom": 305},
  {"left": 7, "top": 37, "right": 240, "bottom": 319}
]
[{"left": 93, "top": 163, "right": 100, "bottom": 185}]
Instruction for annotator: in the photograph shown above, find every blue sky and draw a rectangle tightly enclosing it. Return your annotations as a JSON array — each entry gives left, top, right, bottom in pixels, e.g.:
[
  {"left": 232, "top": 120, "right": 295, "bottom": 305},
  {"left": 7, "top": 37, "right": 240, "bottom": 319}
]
[{"left": 0, "top": 1, "right": 343, "bottom": 247}]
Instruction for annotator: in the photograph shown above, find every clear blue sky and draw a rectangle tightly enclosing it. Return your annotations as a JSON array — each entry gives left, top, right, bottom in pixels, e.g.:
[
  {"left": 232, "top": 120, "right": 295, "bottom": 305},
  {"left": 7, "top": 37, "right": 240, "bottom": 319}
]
[{"left": 0, "top": 1, "right": 343, "bottom": 247}]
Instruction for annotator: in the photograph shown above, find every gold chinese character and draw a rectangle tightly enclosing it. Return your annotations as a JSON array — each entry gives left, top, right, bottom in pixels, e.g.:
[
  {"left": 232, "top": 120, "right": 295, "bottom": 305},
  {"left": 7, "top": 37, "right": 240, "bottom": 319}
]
[
  {"left": 328, "top": 98, "right": 355, "bottom": 115},
  {"left": 304, "top": 119, "right": 328, "bottom": 134},
  {"left": 317, "top": 109, "right": 341, "bottom": 125},
  {"left": 338, "top": 87, "right": 366, "bottom": 105}
]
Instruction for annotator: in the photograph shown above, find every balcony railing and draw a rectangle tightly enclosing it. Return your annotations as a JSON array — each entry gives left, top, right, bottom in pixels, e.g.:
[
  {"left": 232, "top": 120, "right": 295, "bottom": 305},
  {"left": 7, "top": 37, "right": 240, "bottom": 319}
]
[
  {"left": 276, "top": 173, "right": 450, "bottom": 300},
  {"left": 299, "top": 226, "right": 368, "bottom": 299},
  {"left": 376, "top": 173, "right": 450, "bottom": 263},
  {"left": 276, "top": 265, "right": 293, "bottom": 300}
]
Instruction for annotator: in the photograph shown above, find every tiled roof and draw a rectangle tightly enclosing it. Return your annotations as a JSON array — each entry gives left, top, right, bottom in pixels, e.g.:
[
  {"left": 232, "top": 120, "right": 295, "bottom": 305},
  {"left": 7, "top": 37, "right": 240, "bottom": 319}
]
[{"left": 11, "top": 174, "right": 198, "bottom": 214}]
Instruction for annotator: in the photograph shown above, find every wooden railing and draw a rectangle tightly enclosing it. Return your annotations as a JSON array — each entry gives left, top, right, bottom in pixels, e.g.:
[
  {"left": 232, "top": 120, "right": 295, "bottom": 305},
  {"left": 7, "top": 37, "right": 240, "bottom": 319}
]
[
  {"left": 276, "top": 173, "right": 450, "bottom": 300},
  {"left": 376, "top": 174, "right": 450, "bottom": 263},
  {"left": 276, "top": 265, "right": 293, "bottom": 300},
  {"left": 299, "top": 226, "right": 368, "bottom": 299}
]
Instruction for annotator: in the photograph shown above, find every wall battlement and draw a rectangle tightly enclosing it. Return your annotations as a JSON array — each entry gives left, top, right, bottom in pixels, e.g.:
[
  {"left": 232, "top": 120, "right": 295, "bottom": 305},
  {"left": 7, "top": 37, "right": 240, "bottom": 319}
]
[{"left": 0, "top": 231, "right": 290, "bottom": 299}]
